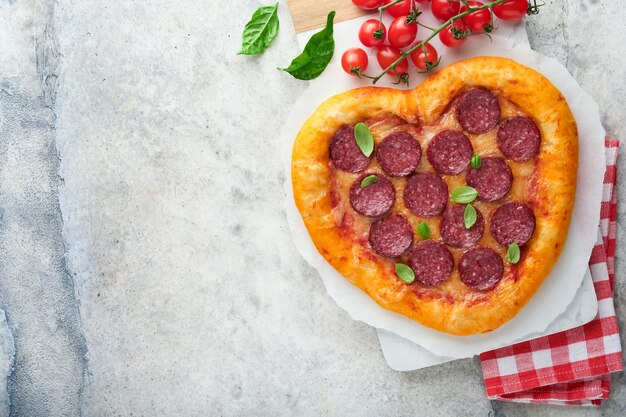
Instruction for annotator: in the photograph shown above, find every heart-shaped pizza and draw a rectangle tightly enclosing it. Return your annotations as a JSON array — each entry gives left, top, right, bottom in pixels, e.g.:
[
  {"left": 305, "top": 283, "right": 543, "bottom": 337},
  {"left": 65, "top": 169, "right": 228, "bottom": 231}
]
[{"left": 292, "top": 57, "right": 578, "bottom": 335}]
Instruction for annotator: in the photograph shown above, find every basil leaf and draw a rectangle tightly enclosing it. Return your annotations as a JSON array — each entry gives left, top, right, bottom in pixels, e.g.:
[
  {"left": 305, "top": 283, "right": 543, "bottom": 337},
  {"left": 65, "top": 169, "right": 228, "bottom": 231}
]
[
  {"left": 464, "top": 203, "right": 477, "bottom": 229},
  {"left": 354, "top": 123, "right": 374, "bottom": 157},
  {"left": 471, "top": 154, "right": 481, "bottom": 169},
  {"left": 360, "top": 174, "right": 378, "bottom": 188},
  {"left": 417, "top": 222, "right": 431, "bottom": 239},
  {"left": 395, "top": 263, "right": 415, "bottom": 284},
  {"left": 238, "top": 3, "right": 279, "bottom": 55},
  {"left": 507, "top": 242, "right": 521, "bottom": 264},
  {"left": 280, "top": 11, "right": 335, "bottom": 80},
  {"left": 451, "top": 186, "right": 478, "bottom": 203}
]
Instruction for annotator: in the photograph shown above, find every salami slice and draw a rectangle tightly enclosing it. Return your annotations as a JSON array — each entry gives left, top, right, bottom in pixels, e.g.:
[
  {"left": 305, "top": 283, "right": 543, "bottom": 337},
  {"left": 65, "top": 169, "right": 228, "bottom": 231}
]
[
  {"left": 466, "top": 157, "right": 513, "bottom": 202},
  {"left": 368, "top": 213, "right": 413, "bottom": 258},
  {"left": 455, "top": 88, "right": 501, "bottom": 134},
  {"left": 497, "top": 116, "right": 541, "bottom": 162},
  {"left": 376, "top": 132, "right": 422, "bottom": 177},
  {"left": 459, "top": 247, "right": 504, "bottom": 291},
  {"left": 440, "top": 204, "right": 484, "bottom": 248},
  {"left": 349, "top": 173, "right": 395, "bottom": 217},
  {"left": 403, "top": 173, "right": 448, "bottom": 217},
  {"left": 426, "top": 130, "right": 473, "bottom": 175},
  {"left": 408, "top": 240, "right": 454, "bottom": 287},
  {"left": 329, "top": 125, "right": 371, "bottom": 172},
  {"left": 489, "top": 202, "right": 535, "bottom": 246}
]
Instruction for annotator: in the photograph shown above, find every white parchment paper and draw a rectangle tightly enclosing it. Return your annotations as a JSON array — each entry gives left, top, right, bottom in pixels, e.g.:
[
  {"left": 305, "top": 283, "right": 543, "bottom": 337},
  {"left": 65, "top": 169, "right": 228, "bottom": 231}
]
[{"left": 282, "top": 33, "right": 605, "bottom": 357}]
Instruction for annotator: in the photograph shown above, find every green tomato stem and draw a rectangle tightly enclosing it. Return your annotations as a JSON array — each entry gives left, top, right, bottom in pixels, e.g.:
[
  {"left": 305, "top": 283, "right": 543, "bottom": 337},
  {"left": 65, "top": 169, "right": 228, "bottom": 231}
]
[
  {"left": 416, "top": 21, "right": 437, "bottom": 31},
  {"left": 376, "top": 0, "right": 404, "bottom": 33}
]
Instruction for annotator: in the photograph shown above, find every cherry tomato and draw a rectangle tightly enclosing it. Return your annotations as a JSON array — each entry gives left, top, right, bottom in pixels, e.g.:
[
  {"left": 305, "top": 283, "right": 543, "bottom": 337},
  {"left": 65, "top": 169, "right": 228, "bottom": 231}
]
[
  {"left": 431, "top": 0, "right": 460, "bottom": 21},
  {"left": 415, "top": 0, "right": 431, "bottom": 3},
  {"left": 409, "top": 42, "right": 438, "bottom": 71},
  {"left": 439, "top": 20, "right": 469, "bottom": 47},
  {"left": 383, "top": 0, "right": 415, "bottom": 18},
  {"left": 461, "top": 0, "right": 492, "bottom": 33},
  {"left": 493, "top": 0, "right": 527, "bottom": 21},
  {"left": 352, "top": 0, "right": 385, "bottom": 10},
  {"left": 388, "top": 16, "right": 418, "bottom": 48},
  {"left": 377, "top": 45, "right": 408, "bottom": 76},
  {"left": 359, "top": 19, "right": 387, "bottom": 47},
  {"left": 341, "top": 48, "right": 369, "bottom": 76}
]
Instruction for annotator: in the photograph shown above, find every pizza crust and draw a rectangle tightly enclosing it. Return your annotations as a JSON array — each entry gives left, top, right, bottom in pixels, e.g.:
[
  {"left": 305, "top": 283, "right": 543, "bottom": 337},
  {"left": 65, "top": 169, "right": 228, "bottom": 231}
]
[{"left": 291, "top": 57, "right": 578, "bottom": 335}]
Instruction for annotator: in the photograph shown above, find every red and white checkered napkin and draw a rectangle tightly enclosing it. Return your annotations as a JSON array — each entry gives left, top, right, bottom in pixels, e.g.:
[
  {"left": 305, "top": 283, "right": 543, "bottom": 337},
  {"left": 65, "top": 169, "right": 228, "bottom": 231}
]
[{"left": 480, "top": 139, "right": 624, "bottom": 406}]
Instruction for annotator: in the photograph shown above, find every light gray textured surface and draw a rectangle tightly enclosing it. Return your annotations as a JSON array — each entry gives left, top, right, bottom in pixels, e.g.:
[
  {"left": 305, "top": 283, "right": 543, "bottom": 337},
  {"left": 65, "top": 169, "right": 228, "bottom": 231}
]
[
  {"left": 0, "top": 310, "right": 15, "bottom": 417},
  {"left": 0, "top": 0, "right": 624, "bottom": 416},
  {"left": 0, "top": 1, "right": 86, "bottom": 416}
]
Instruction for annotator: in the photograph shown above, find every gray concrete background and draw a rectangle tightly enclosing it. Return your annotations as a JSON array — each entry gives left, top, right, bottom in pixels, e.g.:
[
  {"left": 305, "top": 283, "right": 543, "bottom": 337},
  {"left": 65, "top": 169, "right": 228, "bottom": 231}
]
[{"left": 0, "top": 0, "right": 625, "bottom": 416}]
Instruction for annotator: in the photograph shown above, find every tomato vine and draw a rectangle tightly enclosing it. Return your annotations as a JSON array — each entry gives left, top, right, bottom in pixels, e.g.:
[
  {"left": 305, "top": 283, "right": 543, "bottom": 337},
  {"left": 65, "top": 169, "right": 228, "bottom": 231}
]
[{"left": 371, "top": 0, "right": 514, "bottom": 84}]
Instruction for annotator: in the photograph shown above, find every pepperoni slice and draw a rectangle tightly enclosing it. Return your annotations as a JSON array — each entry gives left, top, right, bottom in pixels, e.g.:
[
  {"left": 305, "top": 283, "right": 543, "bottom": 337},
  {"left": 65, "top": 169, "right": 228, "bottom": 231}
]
[
  {"left": 408, "top": 240, "right": 454, "bottom": 287},
  {"left": 329, "top": 125, "right": 371, "bottom": 172},
  {"left": 368, "top": 213, "right": 413, "bottom": 258},
  {"left": 497, "top": 116, "right": 541, "bottom": 162},
  {"left": 489, "top": 202, "right": 536, "bottom": 246},
  {"left": 440, "top": 204, "right": 484, "bottom": 248},
  {"left": 455, "top": 88, "right": 501, "bottom": 134},
  {"left": 376, "top": 132, "right": 422, "bottom": 177},
  {"left": 349, "top": 173, "right": 395, "bottom": 217},
  {"left": 403, "top": 173, "right": 448, "bottom": 217},
  {"left": 459, "top": 247, "right": 504, "bottom": 291},
  {"left": 466, "top": 157, "right": 513, "bottom": 202},
  {"left": 427, "top": 130, "right": 473, "bottom": 175}
]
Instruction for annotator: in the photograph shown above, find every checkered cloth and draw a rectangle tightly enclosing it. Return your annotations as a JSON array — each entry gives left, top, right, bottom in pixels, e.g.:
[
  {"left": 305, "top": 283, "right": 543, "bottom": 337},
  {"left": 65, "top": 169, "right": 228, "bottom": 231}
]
[{"left": 480, "top": 139, "right": 624, "bottom": 406}]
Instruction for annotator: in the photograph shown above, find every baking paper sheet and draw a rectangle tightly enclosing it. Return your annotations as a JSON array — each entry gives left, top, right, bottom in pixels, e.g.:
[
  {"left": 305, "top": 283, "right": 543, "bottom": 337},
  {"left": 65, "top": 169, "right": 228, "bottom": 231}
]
[
  {"left": 283, "top": 20, "right": 605, "bottom": 358},
  {"left": 296, "top": 10, "right": 599, "bottom": 369}
]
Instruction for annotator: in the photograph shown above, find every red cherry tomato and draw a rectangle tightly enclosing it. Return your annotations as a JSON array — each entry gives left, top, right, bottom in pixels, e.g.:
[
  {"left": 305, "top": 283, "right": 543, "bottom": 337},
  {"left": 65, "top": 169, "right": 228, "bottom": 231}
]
[
  {"left": 493, "top": 0, "right": 527, "bottom": 21},
  {"left": 359, "top": 19, "right": 387, "bottom": 47},
  {"left": 415, "top": 0, "right": 431, "bottom": 3},
  {"left": 383, "top": 0, "right": 415, "bottom": 18},
  {"left": 409, "top": 42, "right": 438, "bottom": 71},
  {"left": 431, "top": 0, "right": 460, "bottom": 21},
  {"left": 439, "top": 20, "right": 469, "bottom": 47},
  {"left": 461, "top": 0, "right": 492, "bottom": 33},
  {"left": 352, "top": 0, "right": 385, "bottom": 10},
  {"left": 341, "top": 48, "right": 369, "bottom": 76},
  {"left": 377, "top": 45, "right": 408, "bottom": 76},
  {"left": 388, "top": 16, "right": 418, "bottom": 48}
]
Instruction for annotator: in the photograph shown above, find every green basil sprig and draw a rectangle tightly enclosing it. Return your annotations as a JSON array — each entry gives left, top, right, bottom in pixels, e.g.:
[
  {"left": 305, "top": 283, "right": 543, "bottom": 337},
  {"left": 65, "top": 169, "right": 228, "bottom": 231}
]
[
  {"left": 395, "top": 263, "right": 415, "bottom": 284},
  {"left": 507, "top": 242, "right": 521, "bottom": 264},
  {"left": 417, "top": 222, "right": 431, "bottom": 239},
  {"left": 280, "top": 11, "right": 335, "bottom": 80},
  {"left": 464, "top": 204, "right": 477, "bottom": 229},
  {"left": 471, "top": 154, "right": 481, "bottom": 169},
  {"left": 238, "top": 3, "right": 279, "bottom": 55},
  {"left": 451, "top": 186, "right": 478, "bottom": 204},
  {"left": 360, "top": 174, "right": 378, "bottom": 188},
  {"left": 354, "top": 122, "right": 374, "bottom": 157}
]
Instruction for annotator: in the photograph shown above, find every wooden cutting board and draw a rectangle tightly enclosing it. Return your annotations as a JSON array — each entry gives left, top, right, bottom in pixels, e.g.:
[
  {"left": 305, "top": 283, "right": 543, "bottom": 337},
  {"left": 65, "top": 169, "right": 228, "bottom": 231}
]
[{"left": 288, "top": 0, "right": 369, "bottom": 33}]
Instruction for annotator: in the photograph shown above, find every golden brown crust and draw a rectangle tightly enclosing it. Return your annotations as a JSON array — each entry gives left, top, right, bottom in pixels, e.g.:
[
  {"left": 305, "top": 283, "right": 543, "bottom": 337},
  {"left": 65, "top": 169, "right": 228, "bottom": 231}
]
[{"left": 291, "top": 57, "right": 578, "bottom": 335}]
